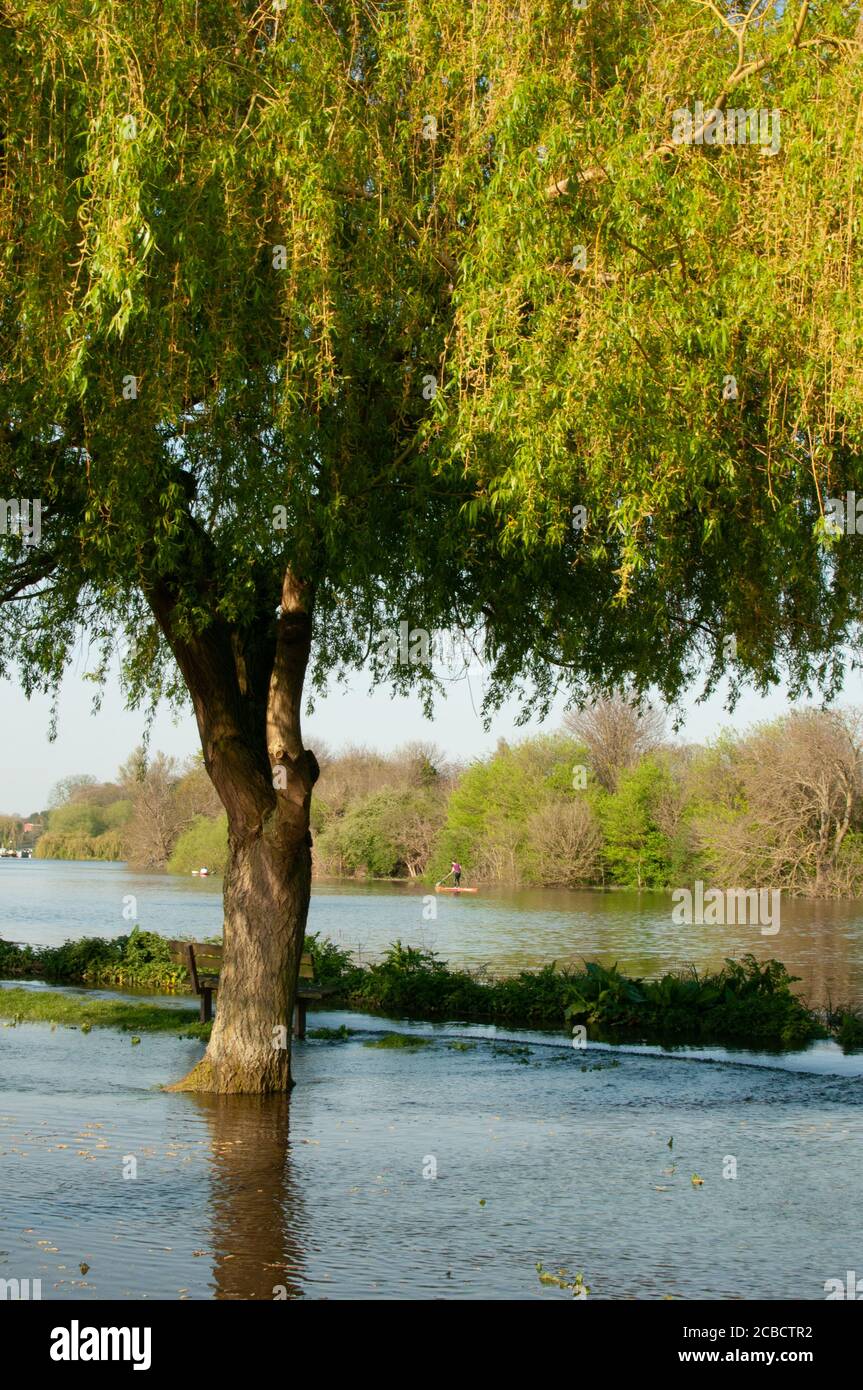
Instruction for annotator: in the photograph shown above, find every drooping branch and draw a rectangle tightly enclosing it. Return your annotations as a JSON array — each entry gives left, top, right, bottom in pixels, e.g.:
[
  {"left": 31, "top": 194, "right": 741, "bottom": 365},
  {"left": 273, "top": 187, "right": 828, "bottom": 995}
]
[
  {"left": 332, "top": 181, "right": 459, "bottom": 280},
  {"left": 0, "top": 550, "right": 58, "bottom": 603},
  {"left": 546, "top": 0, "right": 816, "bottom": 197}
]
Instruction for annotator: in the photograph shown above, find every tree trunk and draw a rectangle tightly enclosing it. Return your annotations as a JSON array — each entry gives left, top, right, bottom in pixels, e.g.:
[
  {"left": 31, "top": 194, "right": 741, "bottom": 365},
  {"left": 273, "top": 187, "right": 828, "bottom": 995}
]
[
  {"left": 149, "top": 565, "right": 317, "bottom": 1094},
  {"left": 169, "top": 825, "right": 312, "bottom": 1093}
]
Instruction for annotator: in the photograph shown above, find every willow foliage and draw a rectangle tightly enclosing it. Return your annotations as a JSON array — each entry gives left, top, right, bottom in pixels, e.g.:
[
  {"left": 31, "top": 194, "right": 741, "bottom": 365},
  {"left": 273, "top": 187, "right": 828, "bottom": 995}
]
[{"left": 2, "top": 0, "right": 862, "bottom": 720}]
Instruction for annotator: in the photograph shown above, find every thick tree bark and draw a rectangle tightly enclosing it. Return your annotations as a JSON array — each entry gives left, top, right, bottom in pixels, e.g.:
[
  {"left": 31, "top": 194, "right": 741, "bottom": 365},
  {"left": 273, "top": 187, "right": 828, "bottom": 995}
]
[
  {"left": 170, "top": 823, "right": 313, "bottom": 1093},
  {"left": 148, "top": 564, "right": 318, "bottom": 1093}
]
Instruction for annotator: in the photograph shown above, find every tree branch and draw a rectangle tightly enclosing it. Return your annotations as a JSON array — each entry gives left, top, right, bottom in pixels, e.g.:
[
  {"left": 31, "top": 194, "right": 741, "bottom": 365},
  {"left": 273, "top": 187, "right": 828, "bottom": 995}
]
[{"left": 547, "top": 1, "right": 815, "bottom": 196}]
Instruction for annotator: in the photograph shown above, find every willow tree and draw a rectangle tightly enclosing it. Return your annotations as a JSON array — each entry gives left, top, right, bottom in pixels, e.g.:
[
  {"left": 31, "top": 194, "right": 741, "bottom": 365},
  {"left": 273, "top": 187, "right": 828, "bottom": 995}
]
[{"left": 2, "top": 0, "right": 862, "bottom": 1091}]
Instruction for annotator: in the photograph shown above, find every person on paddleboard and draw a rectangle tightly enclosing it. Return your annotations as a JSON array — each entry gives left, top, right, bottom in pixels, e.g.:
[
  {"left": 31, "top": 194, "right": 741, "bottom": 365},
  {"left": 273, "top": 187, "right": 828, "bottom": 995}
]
[{"left": 451, "top": 860, "right": 462, "bottom": 888}]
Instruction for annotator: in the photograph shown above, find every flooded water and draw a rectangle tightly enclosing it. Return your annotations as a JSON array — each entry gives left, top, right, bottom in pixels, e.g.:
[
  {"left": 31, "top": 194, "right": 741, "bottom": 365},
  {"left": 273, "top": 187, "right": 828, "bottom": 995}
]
[
  {"left": 2, "top": 861, "right": 862, "bottom": 1300},
  {"left": 1, "top": 1006, "right": 861, "bottom": 1300},
  {"left": 3, "top": 859, "right": 863, "bottom": 1006}
]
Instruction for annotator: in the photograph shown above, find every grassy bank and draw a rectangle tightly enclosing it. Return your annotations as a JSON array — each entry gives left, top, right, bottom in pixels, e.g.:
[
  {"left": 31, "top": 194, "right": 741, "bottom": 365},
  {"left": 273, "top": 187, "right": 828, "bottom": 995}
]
[
  {"left": 2, "top": 928, "right": 862, "bottom": 1049},
  {"left": 0, "top": 986, "right": 210, "bottom": 1038}
]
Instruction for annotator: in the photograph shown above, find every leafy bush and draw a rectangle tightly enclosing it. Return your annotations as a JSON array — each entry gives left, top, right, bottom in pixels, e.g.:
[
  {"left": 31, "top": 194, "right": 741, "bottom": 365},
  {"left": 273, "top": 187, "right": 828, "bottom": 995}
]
[
  {"left": 35, "top": 829, "right": 125, "bottom": 860},
  {"left": 0, "top": 927, "right": 838, "bottom": 1050},
  {"left": 431, "top": 734, "right": 587, "bottom": 883},
  {"left": 304, "top": 932, "right": 359, "bottom": 986},
  {"left": 46, "top": 802, "right": 107, "bottom": 836},
  {"left": 599, "top": 758, "right": 676, "bottom": 888},
  {"left": 167, "top": 813, "right": 228, "bottom": 874},
  {"left": 0, "top": 928, "right": 186, "bottom": 990},
  {"left": 315, "top": 788, "right": 445, "bottom": 878},
  {"left": 564, "top": 955, "right": 820, "bottom": 1047}
]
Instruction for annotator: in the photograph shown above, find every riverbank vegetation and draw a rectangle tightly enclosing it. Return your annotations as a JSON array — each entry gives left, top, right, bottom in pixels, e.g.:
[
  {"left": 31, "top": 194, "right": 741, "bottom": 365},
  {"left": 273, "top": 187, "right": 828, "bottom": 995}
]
[
  {"left": 0, "top": 987, "right": 208, "bottom": 1038},
  {"left": 0, "top": 929, "right": 186, "bottom": 991},
  {"left": 26, "top": 754, "right": 223, "bottom": 868},
  {"left": 2, "top": 928, "right": 861, "bottom": 1050},
  {"left": 13, "top": 700, "right": 863, "bottom": 899}
]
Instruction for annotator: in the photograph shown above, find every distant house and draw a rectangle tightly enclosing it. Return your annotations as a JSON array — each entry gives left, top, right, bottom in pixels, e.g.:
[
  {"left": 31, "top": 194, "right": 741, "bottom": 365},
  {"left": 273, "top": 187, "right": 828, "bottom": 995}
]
[{"left": 21, "top": 820, "right": 44, "bottom": 847}]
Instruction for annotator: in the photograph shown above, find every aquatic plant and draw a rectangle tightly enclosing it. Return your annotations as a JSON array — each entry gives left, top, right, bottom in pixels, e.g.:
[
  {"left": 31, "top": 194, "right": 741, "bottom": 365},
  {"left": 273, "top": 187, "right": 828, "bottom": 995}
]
[
  {"left": 363, "top": 1033, "right": 431, "bottom": 1049},
  {"left": 536, "top": 1263, "right": 590, "bottom": 1298},
  {"left": 0, "top": 929, "right": 185, "bottom": 990},
  {"left": 563, "top": 955, "right": 821, "bottom": 1048},
  {"left": 833, "top": 1009, "right": 863, "bottom": 1049}
]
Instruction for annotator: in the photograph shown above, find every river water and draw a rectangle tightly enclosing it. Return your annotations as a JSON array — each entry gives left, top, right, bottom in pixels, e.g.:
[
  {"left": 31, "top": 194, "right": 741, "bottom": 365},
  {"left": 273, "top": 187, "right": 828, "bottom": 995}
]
[
  {"left": 3, "top": 859, "right": 863, "bottom": 1005},
  {"left": 1, "top": 861, "right": 862, "bottom": 1300}
]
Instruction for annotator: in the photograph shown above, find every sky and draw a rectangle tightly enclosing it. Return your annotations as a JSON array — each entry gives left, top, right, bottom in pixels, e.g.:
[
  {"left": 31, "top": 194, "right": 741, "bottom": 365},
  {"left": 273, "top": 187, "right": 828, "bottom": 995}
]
[{"left": 3, "top": 641, "right": 863, "bottom": 815}]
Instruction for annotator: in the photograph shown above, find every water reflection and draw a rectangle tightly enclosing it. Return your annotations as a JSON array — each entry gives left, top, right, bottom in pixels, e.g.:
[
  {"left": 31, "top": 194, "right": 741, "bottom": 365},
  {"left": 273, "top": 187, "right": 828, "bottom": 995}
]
[
  {"left": 2, "top": 1019, "right": 862, "bottom": 1300},
  {"left": 183, "top": 1093, "right": 305, "bottom": 1300}
]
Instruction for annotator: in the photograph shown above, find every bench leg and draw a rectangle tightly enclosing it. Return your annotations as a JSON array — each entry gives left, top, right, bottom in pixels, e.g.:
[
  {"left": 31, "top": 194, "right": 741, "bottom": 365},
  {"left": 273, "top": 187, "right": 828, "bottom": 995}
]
[
  {"left": 293, "top": 998, "right": 307, "bottom": 1040},
  {"left": 200, "top": 988, "right": 212, "bottom": 1024}
]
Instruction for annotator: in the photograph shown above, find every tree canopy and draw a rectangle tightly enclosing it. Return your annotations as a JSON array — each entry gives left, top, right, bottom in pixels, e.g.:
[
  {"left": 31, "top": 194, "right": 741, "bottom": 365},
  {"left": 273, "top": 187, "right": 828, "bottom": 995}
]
[{"left": 2, "top": 0, "right": 863, "bottom": 723}]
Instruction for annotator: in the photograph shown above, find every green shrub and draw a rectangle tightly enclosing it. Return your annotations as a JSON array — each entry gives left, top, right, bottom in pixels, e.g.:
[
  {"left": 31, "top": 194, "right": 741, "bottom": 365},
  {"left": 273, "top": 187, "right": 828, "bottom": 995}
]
[
  {"left": 167, "top": 814, "right": 228, "bottom": 874},
  {"left": 35, "top": 829, "right": 124, "bottom": 861},
  {"left": 564, "top": 955, "right": 821, "bottom": 1047},
  {"left": 47, "top": 802, "right": 107, "bottom": 836},
  {"left": 103, "top": 799, "right": 134, "bottom": 829},
  {"left": 0, "top": 926, "right": 839, "bottom": 1050},
  {"left": 315, "top": 788, "right": 445, "bottom": 878},
  {"left": 599, "top": 758, "right": 675, "bottom": 888},
  {"left": 431, "top": 733, "right": 587, "bottom": 883},
  {"left": 0, "top": 928, "right": 187, "bottom": 990}
]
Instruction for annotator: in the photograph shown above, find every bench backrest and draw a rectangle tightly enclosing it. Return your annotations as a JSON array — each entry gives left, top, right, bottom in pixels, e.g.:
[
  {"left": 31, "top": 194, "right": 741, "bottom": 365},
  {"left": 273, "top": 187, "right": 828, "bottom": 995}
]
[{"left": 167, "top": 940, "right": 314, "bottom": 990}]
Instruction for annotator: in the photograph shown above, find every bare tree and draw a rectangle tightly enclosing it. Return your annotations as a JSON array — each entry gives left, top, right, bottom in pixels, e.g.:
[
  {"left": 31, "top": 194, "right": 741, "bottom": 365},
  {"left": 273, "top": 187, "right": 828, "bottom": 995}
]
[
  {"left": 526, "top": 799, "right": 603, "bottom": 887},
  {"left": 564, "top": 694, "right": 666, "bottom": 791},
  {"left": 120, "top": 750, "right": 185, "bottom": 869},
  {"left": 47, "top": 774, "right": 98, "bottom": 809},
  {"left": 698, "top": 709, "right": 863, "bottom": 895},
  {"left": 312, "top": 745, "right": 397, "bottom": 817},
  {"left": 173, "top": 756, "right": 223, "bottom": 824}
]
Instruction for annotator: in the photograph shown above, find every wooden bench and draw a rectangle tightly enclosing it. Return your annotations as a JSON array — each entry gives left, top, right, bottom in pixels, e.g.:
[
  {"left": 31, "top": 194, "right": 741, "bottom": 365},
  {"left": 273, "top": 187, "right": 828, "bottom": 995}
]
[{"left": 167, "top": 941, "right": 338, "bottom": 1038}]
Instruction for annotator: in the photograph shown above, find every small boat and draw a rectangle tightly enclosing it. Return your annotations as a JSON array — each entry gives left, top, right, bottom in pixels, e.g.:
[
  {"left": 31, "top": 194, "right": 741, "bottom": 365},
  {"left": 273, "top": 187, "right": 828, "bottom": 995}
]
[{"left": 435, "top": 885, "right": 478, "bottom": 893}]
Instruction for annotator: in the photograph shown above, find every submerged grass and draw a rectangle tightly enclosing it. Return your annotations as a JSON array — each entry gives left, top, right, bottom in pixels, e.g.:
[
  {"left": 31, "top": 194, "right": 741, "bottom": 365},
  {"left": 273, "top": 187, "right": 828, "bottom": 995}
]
[
  {"left": 306, "top": 1025, "right": 353, "bottom": 1041},
  {"left": 0, "top": 987, "right": 211, "bottom": 1039},
  {"left": 363, "top": 1032, "right": 431, "bottom": 1049},
  {"left": 0, "top": 930, "right": 852, "bottom": 1050}
]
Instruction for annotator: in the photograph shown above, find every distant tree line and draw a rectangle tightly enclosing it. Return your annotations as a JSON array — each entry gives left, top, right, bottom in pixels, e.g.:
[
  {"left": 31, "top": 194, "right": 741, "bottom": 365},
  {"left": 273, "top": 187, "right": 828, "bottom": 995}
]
[
  {"left": 20, "top": 698, "right": 863, "bottom": 897},
  {"left": 31, "top": 752, "right": 222, "bottom": 870}
]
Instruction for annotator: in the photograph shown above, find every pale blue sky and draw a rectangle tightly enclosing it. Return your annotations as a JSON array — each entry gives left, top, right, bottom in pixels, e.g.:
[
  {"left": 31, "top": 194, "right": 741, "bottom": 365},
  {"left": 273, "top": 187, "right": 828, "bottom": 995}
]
[{"left": 2, "top": 645, "right": 862, "bottom": 815}]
